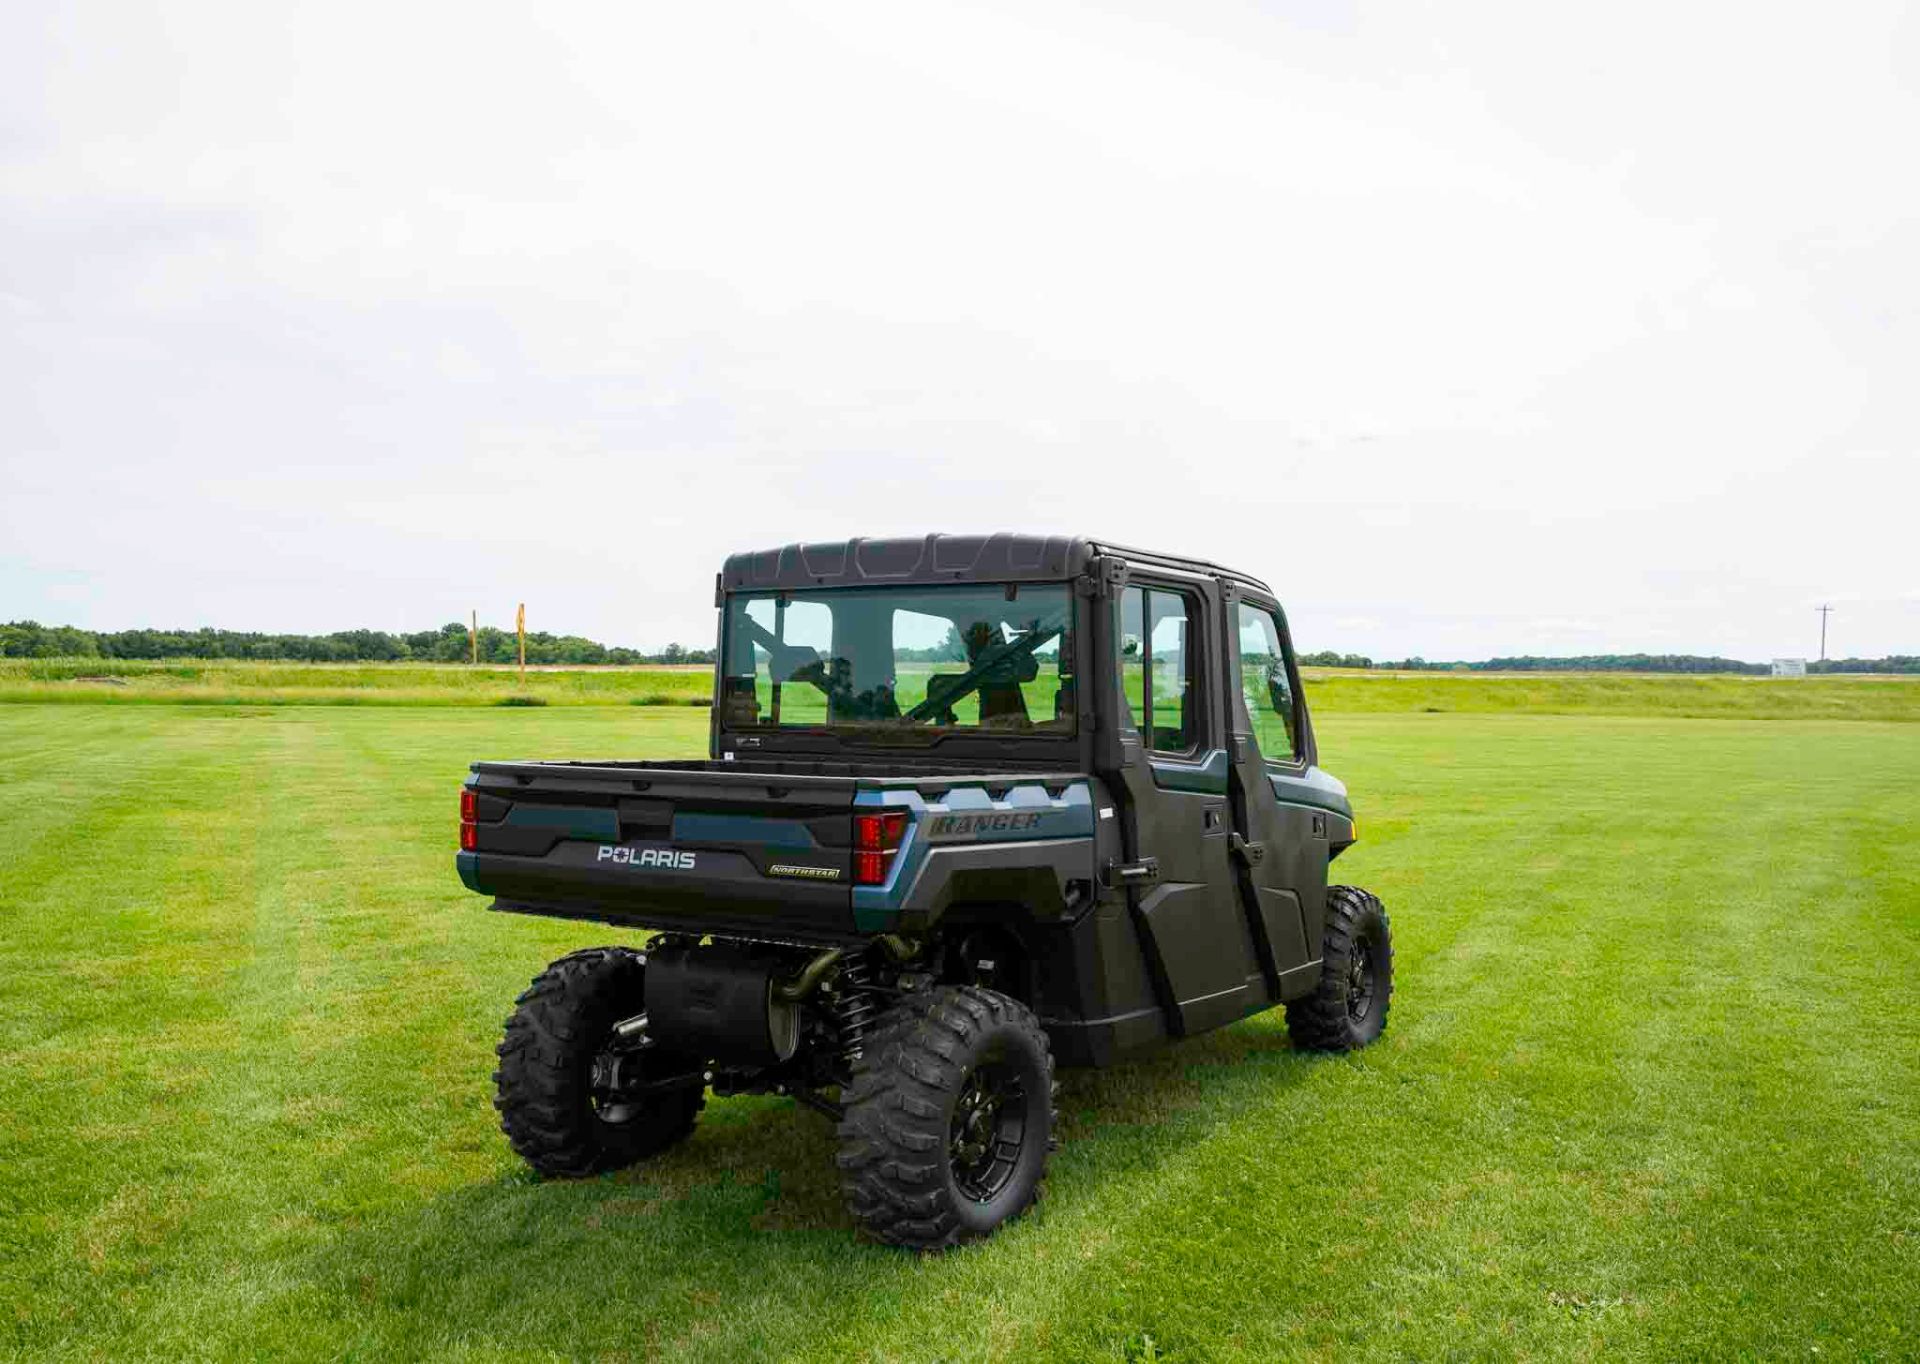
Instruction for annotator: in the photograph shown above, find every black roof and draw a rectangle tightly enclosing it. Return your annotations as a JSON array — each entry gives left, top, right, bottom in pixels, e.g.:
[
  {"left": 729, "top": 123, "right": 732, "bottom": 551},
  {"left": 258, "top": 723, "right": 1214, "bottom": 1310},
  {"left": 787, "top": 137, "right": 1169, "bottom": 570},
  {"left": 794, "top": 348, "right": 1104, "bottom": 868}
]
[{"left": 719, "top": 534, "right": 1275, "bottom": 596}]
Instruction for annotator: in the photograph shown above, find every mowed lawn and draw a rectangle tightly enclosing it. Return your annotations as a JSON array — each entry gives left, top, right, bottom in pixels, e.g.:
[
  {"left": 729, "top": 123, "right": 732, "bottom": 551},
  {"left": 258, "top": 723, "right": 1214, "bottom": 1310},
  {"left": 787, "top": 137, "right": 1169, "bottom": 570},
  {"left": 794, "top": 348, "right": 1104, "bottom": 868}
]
[{"left": 2, "top": 702, "right": 1917, "bottom": 1361}]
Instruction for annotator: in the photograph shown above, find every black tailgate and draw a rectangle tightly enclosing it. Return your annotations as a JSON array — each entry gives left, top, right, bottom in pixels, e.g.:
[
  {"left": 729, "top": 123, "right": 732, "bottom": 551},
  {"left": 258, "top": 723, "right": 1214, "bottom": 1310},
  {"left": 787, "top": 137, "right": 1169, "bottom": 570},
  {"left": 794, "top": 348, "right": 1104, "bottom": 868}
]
[{"left": 459, "top": 761, "right": 858, "bottom": 940}]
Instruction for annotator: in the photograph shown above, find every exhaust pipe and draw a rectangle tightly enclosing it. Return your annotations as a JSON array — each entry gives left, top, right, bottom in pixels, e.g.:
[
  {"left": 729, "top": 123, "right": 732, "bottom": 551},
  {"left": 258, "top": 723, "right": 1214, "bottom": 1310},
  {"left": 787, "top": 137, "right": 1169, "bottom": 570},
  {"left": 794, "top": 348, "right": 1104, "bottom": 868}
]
[{"left": 775, "top": 947, "right": 844, "bottom": 1002}]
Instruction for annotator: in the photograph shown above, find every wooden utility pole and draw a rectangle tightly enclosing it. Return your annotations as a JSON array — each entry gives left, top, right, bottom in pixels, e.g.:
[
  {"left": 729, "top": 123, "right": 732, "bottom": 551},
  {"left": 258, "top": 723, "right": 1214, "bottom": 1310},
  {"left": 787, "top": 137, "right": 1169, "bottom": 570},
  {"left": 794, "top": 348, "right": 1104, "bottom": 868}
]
[
  {"left": 1817, "top": 604, "right": 1833, "bottom": 662},
  {"left": 469, "top": 610, "right": 477, "bottom": 665},
  {"left": 516, "top": 603, "right": 526, "bottom": 683}
]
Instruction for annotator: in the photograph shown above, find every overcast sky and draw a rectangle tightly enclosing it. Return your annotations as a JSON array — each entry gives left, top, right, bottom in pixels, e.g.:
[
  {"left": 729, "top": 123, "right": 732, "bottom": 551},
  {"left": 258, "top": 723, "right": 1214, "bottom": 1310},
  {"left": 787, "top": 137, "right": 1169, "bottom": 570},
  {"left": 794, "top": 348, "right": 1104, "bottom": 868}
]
[{"left": 3, "top": 2, "right": 1916, "bottom": 660}]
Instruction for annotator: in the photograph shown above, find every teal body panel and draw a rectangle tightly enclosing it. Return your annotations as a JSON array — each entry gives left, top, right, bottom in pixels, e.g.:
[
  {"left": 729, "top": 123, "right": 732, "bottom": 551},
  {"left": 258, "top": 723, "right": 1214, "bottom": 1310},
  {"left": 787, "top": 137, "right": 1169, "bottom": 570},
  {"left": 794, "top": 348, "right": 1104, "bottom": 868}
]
[
  {"left": 670, "top": 812, "right": 822, "bottom": 852},
  {"left": 1269, "top": 766, "right": 1353, "bottom": 822},
  {"left": 1146, "top": 751, "right": 1351, "bottom": 826},
  {"left": 504, "top": 805, "right": 620, "bottom": 839},
  {"left": 851, "top": 783, "right": 1097, "bottom": 932},
  {"left": 1141, "top": 749, "right": 1350, "bottom": 829},
  {"left": 1147, "top": 750, "right": 1230, "bottom": 794}
]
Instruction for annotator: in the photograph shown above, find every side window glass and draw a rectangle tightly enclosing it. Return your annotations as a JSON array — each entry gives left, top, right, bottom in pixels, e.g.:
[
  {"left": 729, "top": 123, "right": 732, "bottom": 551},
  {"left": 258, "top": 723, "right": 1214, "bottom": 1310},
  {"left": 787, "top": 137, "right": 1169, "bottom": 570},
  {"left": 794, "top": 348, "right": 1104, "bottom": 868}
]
[
  {"left": 1147, "top": 592, "right": 1193, "bottom": 751},
  {"left": 1118, "top": 587, "right": 1145, "bottom": 732},
  {"left": 1236, "top": 604, "right": 1298, "bottom": 763},
  {"left": 1115, "top": 585, "right": 1197, "bottom": 754}
]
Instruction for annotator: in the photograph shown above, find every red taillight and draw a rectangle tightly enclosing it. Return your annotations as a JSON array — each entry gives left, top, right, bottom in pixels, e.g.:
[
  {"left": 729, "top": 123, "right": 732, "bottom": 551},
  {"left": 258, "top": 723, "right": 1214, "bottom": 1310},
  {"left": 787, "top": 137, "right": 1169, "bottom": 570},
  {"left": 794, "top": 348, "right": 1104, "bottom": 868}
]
[
  {"left": 460, "top": 787, "right": 478, "bottom": 850},
  {"left": 460, "top": 820, "right": 478, "bottom": 851},
  {"left": 852, "top": 810, "right": 908, "bottom": 885},
  {"left": 854, "top": 811, "right": 906, "bottom": 851}
]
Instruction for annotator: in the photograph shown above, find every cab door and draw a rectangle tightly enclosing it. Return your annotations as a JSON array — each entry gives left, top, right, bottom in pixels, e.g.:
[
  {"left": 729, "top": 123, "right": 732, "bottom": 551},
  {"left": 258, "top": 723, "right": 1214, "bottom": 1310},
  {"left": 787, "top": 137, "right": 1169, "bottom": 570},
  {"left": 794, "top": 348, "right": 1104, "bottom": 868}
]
[
  {"left": 1096, "top": 573, "right": 1261, "bottom": 1037},
  {"left": 1221, "top": 588, "right": 1330, "bottom": 1000}
]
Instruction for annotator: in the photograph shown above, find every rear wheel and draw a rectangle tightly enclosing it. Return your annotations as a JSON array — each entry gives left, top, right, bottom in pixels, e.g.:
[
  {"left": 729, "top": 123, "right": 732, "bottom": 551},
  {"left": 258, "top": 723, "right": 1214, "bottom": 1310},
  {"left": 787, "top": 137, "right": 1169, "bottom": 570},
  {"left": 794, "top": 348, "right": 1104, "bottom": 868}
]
[
  {"left": 494, "top": 947, "right": 704, "bottom": 1177},
  {"left": 836, "top": 985, "right": 1055, "bottom": 1250},
  {"left": 1285, "top": 885, "right": 1394, "bottom": 1052}
]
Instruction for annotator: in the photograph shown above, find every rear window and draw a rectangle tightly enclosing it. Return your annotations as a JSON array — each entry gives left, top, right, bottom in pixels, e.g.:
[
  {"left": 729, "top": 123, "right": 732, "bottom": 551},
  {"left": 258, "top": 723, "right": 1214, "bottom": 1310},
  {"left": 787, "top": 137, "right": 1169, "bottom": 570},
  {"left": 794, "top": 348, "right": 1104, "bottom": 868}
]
[{"left": 720, "top": 584, "right": 1075, "bottom": 738}]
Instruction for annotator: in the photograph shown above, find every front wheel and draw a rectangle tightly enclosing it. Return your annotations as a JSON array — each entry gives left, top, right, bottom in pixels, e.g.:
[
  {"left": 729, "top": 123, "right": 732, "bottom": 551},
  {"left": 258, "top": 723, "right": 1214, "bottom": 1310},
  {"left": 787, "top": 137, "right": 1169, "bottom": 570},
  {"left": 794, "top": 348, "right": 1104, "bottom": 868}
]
[
  {"left": 1285, "top": 885, "right": 1394, "bottom": 1052},
  {"left": 836, "top": 985, "right": 1056, "bottom": 1250}
]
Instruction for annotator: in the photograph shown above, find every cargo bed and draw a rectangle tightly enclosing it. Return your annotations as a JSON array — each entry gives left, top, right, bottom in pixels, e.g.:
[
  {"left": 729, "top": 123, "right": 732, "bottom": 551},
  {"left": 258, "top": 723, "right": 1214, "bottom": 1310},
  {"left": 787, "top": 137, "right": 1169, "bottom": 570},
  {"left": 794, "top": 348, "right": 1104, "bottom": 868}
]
[{"left": 458, "top": 757, "right": 1087, "bottom": 943}]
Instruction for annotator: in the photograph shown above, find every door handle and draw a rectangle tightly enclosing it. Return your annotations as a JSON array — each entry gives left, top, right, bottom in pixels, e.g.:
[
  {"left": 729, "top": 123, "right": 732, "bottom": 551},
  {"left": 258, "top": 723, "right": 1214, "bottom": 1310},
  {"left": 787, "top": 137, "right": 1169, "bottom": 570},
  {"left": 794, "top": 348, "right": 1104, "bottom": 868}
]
[{"left": 1103, "top": 857, "right": 1160, "bottom": 888}]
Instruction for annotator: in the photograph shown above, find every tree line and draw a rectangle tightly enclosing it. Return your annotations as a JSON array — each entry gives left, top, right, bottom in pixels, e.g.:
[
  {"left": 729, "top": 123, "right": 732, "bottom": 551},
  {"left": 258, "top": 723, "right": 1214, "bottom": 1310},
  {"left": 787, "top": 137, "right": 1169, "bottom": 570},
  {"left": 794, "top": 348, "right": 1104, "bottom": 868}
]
[
  {"left": 0, "top": 620, "right": 713, "bottom": 666},
  {"left": 1303, "top": 651, "right": 1920, "bottom": 675},
  {"left": 2, "top": 620, "right": 1912, "bottom": 674}
]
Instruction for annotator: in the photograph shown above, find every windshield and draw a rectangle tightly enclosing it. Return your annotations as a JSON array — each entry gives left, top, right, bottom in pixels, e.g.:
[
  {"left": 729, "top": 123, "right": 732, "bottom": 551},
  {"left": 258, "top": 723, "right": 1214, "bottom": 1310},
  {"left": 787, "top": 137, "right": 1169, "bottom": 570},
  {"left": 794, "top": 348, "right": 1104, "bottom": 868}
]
[{"left": 720, "top": 583, "right": 1076, "bottom": 738}]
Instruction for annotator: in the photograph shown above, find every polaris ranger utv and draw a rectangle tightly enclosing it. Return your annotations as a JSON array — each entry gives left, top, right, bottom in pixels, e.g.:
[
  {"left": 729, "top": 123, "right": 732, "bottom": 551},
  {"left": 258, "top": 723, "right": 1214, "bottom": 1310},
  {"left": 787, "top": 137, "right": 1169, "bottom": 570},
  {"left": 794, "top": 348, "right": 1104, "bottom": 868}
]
[{"left": 457, "top": 534, "right": 1392, "bottom": 1249}]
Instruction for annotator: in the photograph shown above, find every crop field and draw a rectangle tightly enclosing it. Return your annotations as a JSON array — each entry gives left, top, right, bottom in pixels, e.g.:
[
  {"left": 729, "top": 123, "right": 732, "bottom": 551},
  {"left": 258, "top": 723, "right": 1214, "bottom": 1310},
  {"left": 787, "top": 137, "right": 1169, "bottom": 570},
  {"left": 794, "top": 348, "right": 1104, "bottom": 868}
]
[{"left": 3, "top": 690, "right": 1918, "bottom": 1360}]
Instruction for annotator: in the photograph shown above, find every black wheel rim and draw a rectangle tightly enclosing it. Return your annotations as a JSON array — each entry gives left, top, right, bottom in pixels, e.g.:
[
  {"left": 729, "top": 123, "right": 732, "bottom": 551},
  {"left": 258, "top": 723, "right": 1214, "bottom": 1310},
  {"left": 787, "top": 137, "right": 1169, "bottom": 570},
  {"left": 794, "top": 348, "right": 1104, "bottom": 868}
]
[
  {"left": 949, "top": 1053, "right": 1027, "bottom": 1203},
  {"left": 1345, "top": 933, "right": 1376, "bottom": 1024},
  {"left": 589, "top": 1042, "right": 646, "bottom": 1126}
]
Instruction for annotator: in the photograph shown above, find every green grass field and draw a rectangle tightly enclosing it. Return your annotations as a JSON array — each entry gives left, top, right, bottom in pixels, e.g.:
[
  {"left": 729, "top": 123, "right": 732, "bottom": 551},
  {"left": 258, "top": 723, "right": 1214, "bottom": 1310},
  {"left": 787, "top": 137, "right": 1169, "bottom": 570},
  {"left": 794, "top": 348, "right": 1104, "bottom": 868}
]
[
  {"left": 0, "top": 659, "right": 717, "bottom": 707},
  {"left": 5, "top": 657, "right": 1919, "bottom": 723},
  {"left": 3, "top": 698, "right": 1917, "bottom": 1360}
]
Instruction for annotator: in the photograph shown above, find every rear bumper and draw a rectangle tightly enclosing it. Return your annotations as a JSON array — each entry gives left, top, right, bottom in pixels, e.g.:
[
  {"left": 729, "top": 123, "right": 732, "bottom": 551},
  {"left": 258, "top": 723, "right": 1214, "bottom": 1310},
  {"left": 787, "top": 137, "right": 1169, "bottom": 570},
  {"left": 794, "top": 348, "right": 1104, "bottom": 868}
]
[{"left": 483, "top": 892, "right": 870, "bottom": 946}]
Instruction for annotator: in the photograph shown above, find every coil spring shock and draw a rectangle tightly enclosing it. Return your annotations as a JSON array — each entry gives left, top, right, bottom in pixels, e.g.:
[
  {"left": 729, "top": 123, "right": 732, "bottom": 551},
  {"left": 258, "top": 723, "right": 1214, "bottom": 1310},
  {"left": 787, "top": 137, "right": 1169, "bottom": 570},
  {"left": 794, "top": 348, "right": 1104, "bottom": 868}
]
[{"left": 833, "top": 956, "right": 881, "bottom": 1064}]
